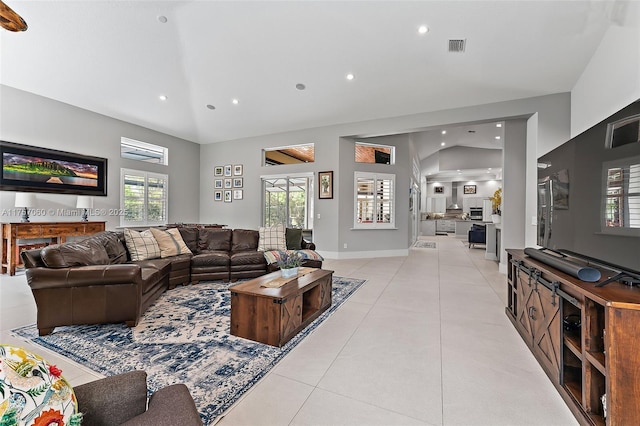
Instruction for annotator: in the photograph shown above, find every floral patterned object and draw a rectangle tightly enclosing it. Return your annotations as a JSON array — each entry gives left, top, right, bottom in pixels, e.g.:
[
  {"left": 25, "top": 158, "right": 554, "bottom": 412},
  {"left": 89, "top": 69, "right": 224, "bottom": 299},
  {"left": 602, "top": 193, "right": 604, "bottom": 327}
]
[{"left": 0, "top": 345, "right": 81, "bottom": 426}]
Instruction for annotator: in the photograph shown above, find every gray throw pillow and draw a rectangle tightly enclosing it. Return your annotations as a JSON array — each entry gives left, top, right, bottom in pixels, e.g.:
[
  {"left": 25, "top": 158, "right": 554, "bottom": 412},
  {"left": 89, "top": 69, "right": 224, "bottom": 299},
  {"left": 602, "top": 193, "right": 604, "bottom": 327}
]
[{"left": 286, "top": 228, "right": 303, "bottom": 250}]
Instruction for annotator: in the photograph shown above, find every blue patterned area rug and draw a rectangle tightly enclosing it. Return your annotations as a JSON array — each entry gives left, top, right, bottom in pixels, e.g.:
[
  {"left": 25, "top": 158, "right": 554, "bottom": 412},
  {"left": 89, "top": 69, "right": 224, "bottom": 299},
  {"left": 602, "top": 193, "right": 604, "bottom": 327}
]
[{"left": 12, "top": 276, "right": 366, "bottom": 425}]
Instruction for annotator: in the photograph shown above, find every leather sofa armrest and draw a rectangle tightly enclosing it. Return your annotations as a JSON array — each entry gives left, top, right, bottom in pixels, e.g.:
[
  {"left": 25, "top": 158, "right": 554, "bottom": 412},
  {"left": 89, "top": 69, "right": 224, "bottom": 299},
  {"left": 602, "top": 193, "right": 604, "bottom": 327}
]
[
  {"left": 122, "top": 384, "right": 203, "bottom": 426},
  {"left": 301, "top": 240, "right": 316, "bottom": 250},
  {"left": 26, "top": 264, "right": 143, "bottom": 290},
  {"left": 74, "top": 371, "right": 148, "bottom": 425}
]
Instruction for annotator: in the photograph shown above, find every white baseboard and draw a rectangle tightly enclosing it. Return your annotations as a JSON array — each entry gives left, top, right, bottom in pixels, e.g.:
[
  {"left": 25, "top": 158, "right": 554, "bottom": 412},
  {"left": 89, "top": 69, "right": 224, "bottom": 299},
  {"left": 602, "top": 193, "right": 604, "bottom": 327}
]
[{"left": 318, "top": 249, "right": 409, "bottom": 260}]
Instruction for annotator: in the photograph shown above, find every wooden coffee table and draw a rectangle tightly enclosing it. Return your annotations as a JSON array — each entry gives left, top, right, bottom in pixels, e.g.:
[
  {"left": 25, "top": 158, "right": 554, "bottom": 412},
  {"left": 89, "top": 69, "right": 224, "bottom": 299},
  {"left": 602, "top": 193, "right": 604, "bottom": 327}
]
[{"left": 230, "top": 268, "right": 333, "bottom": 347}]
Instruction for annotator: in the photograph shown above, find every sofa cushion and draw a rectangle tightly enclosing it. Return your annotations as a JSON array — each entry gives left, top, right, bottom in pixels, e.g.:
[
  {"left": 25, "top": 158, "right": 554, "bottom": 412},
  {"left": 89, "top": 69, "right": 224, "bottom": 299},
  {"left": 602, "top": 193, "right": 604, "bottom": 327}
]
[
  {"left": 149, "top": 228, "right": 192, "bottom": 258},
  {"left": 198, "top": 228, "right": 232, "bottom": 252},
  {"left": 257, "top": 224, "right": 286, "bottom": 251},
  {"left": 285, "top": 228, "right": 303, "bottom": 250},
  {"left": 232, "top": 229, "right": 259, "bottom": 252},
  {"left": 124, "top": 228, "right": 161, "bottom": 262},
  {"left": 230, "top": 251, "right": 267, "bottom": 266},
  {"left": 91, "top": 231, "right": 129, "bottom": 264},
  {"left": 177, "top": 227, "right": 199, "bottom": 253},
  {"left": 191, "top": 251, "right": 230, "bottom": 267},
  {"left": 41, "top": 239, "right": 110, "bottom": 268}
]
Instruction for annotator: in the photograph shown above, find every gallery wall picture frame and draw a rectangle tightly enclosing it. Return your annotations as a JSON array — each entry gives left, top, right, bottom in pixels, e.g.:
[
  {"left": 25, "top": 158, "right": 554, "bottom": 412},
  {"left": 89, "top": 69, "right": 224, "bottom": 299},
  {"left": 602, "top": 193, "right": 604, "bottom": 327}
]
[
  {"left": 1, "top": 140, "right": 108, "bottom": 196},
  {"left": 233, "top": 164, "right": 243, "bottom": 176},
  {"left": 233, "top": 189, "right": 243, "bottom": 200},
  {"left": 214, "top": 166, "right": 224, "bottom": 177},
  {"left": 224, "top": 165, "right": 232, "bottom": 177},
  {"left": 224, "top": 179, "right": 232, "bottom": 189},
  {"left": 214, "top": 191, "right": 222, "bottom": 201},
  {"left": 319, "top": 171, "right": 333, "bottom": 199},
  {"left": 233, "top": 178, "right": 243, "bottom": 188},
  {"left": 464, "top": 185, "right": 477, "bottom": 194},
  {"left": 224, "top": 190, "right": 232, "bottom": 203},
  {"left": 434, "top": 186, "right": 444, "bottom": 194},
  {"left": 214, "top": 179, "right": 223, "bottom": 189}
]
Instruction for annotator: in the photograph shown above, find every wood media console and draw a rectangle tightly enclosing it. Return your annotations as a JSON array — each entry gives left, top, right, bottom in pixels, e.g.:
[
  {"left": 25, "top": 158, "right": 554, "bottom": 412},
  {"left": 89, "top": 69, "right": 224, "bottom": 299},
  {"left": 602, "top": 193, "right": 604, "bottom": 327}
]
[
  {"left": 506, "top": 249, "right": 640, "bottom": 425},
  {"left": 230, "top": 268, "right": 333, "bottom": 347}
]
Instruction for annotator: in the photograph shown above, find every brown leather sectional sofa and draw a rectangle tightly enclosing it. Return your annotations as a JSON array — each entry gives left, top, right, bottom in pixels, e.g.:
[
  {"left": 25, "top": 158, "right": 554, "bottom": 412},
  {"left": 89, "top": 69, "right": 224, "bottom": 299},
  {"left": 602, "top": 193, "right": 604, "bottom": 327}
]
[{"left": 21, "top": 227, "right": 319, "bottom": 336}]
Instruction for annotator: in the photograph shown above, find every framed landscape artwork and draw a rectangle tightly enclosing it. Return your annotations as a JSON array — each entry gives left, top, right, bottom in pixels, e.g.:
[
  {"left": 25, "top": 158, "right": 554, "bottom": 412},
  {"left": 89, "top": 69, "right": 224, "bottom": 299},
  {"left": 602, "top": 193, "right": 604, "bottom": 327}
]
[
  {"left": 464, "top": 185, "right": 477, "bottom": 194},
  {"left": 0, "top": 140, "right": 107, "bottom": 196},
  {"left": 434, "top": 186, "right": 444, "bottom": 194}
]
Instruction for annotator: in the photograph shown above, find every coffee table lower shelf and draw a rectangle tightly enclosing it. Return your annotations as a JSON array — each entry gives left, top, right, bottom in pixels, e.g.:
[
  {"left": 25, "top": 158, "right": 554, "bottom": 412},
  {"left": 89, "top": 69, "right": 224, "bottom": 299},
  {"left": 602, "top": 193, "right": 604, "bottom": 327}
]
[{"left": 230, "top": 269, "right": 333, "bottom": 347}]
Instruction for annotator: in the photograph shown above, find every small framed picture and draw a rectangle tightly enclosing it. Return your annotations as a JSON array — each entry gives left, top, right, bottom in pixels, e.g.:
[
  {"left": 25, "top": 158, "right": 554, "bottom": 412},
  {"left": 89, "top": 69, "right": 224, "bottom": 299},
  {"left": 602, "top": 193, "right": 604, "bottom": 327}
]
[
  {"left": 224, "top": 190, "right": 232, "bottom": 203},
  {"left": 233, "top": 164, "right": 243, "bottom": 176},
  {"left": 233, "top": 178, "right": 243, "bottom": 188},
  {"left": 464, "top": 185, "right": 477, "bottom": 194},
  {"left": 214, "top": 166, "right": 224, "bottom": 177},
  {"left": 319, "top": 171, "right": 333, "bottom": 199},
  {"left": 214, "top": 191, "right": 222, "bottom": 201},
  {"left": 224, "top": 179, "right": 233, "bottom": 189},
  {"left": 214, "top": 179, "right": 223, "bottom": 189},
  {"left": 434, "top": 186, "right": 444, "bottom": 194},
  {"left": 233, "top": 189, "right": 243, "bottom": 200},
  {"left": 224, "top": 165, "right": 232, "bottom": 177}
]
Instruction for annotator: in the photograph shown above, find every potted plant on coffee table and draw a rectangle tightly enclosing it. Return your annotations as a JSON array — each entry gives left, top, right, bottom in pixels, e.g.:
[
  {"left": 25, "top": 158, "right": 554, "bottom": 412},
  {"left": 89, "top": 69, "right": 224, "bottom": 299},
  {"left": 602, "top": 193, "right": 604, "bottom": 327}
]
[{"left": 277, "top": 250, "right": 303, "bottom": 278}]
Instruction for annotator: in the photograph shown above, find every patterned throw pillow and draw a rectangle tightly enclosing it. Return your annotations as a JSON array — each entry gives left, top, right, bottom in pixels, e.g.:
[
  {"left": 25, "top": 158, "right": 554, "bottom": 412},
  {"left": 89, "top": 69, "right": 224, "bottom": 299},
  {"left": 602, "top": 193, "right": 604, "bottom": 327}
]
[
  {"left": 149, "top": 228, "right": 193, "bottom": 258},
  {"left": 0, "top": 345, "right": 81, "bottom": 425},
  {"left": 124, "top": 228, "right": 161, "bottom": 261},
  {"left": 257, "top": 224, "right": 286, "bottom": 252}
]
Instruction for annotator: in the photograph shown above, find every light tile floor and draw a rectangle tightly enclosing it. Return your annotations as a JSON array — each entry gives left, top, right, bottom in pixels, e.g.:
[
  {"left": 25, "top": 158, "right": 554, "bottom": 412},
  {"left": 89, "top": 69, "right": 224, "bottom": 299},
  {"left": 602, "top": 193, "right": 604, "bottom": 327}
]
[{"left": 0, "top": 236, "right": 579, "bottom": 425}]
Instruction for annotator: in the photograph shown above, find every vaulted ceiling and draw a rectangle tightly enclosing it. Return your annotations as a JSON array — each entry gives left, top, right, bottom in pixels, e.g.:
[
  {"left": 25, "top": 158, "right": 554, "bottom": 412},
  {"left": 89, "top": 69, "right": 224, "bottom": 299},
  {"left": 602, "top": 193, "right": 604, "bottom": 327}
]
[{"left": 1, "top": 1, "right": 625, "bottom": 146}]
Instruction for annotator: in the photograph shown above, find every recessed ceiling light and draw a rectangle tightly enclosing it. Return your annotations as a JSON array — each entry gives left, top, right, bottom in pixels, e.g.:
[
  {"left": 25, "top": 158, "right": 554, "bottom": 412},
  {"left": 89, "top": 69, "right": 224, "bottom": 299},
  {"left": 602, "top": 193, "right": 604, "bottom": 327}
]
[
  {"left": 157, "top": 16, "right": 168, "bottom": 24},
  {"left": 440, "top": 142, "right": 446, "bottom": 146},
  {"left": 488, "top": 168, "right": 492, "bottom": 170},
  {"left": 457, "top": 169, "right": 460, "bottom": 172},
  {"left": 418, "top": 25, "right": 429, "bottom": 34},
  {"left": 295, "top": 83, "right": 306, "bottom": 90},
  {"left": 232, "top": 99, "right": 239, "bottom": 105},
  {"left": 495, "top": 136, "right": 501, "bottom": 140},
  {"left": 346, "top": 73, "right": 355, "bottom": 81},
  {"left": 159, "top": 95, "right": 167, "bottom": 101},
  {"left": 496, "top": 123, "right": 502, "bottom": 127},
  {"left": 441, "top": 130, "right": 446, "bottom": 135},
  {"left": 206, "top": 104, "right": 215, "bottom": 110}
]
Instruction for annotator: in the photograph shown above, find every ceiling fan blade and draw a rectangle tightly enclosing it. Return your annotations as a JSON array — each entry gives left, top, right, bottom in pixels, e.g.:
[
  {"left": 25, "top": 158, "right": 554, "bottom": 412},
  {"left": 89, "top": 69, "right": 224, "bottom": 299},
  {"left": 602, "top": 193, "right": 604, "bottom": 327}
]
[{"left": 0, "top": 0, "right": 28, "bottom": 32}]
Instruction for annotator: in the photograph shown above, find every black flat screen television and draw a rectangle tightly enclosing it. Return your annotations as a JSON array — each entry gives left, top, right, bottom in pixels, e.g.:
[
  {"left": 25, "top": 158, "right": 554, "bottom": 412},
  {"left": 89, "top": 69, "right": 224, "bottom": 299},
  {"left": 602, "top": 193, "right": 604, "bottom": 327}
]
[{"left": 537, "top": 100, "right": 640, "bottom": 274}]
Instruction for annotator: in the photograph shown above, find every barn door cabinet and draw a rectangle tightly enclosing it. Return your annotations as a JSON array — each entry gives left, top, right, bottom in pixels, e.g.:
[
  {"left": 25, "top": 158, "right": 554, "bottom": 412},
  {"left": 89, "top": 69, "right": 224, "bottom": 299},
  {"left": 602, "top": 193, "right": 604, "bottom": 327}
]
[{"left": 506, "top": 249, "right": 640, "bottom": 426}]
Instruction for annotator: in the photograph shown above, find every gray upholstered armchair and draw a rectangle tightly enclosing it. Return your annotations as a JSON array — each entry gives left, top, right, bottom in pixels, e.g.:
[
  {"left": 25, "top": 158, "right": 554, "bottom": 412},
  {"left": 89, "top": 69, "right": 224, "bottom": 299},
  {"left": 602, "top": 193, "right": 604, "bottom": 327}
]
[{"left": 73, "top": 371, "right": 202, "bottom": 426}]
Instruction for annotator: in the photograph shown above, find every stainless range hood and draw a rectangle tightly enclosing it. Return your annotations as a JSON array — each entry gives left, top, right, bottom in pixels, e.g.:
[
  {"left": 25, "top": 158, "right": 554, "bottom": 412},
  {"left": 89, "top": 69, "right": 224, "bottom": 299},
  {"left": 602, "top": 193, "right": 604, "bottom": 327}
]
[{"left": 447, "top": 185, "right": 461, "bottom": 210}]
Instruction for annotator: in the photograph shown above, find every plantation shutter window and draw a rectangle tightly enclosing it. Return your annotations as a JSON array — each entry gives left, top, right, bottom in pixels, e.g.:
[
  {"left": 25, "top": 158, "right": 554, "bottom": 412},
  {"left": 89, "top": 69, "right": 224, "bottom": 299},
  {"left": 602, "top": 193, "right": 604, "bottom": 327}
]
[
  {"left": 121, "top": 168, "right": 168, "bottom": 226},
  {"left": 354, "top": 172, "right": 395, "bottom": 229}
]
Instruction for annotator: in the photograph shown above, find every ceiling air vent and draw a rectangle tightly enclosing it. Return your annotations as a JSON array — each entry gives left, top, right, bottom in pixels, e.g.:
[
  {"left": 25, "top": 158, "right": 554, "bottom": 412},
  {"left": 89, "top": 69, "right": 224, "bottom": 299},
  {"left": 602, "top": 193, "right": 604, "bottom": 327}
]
[{"left": 448, "top": 39, "right": 466, "bottom": 53}]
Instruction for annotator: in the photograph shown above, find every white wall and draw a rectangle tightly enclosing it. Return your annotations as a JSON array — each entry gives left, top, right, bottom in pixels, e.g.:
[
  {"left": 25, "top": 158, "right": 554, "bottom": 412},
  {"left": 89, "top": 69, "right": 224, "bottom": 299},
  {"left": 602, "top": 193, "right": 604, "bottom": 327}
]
[
  {"left": 0, "top": 86, "right": 201, "bottom": 230},
  {"left": 570, "top": 3, "right": 640, "bottom": 141},
  {"left": 200, "top": 93, "right": 571, "bottom": 257}
]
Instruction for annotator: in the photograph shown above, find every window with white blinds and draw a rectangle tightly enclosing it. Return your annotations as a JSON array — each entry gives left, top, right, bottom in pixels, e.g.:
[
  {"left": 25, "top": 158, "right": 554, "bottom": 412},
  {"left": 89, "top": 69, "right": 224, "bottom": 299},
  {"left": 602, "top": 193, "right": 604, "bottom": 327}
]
[
  {"left": 121, "top": 168, "right": 168, "bottom": 226},
  {"left": 354, "top": 172, "right": 395, "bottom": 229},
  {"left": 121, "top": 137, "right": 168, "bottom": 165}
]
